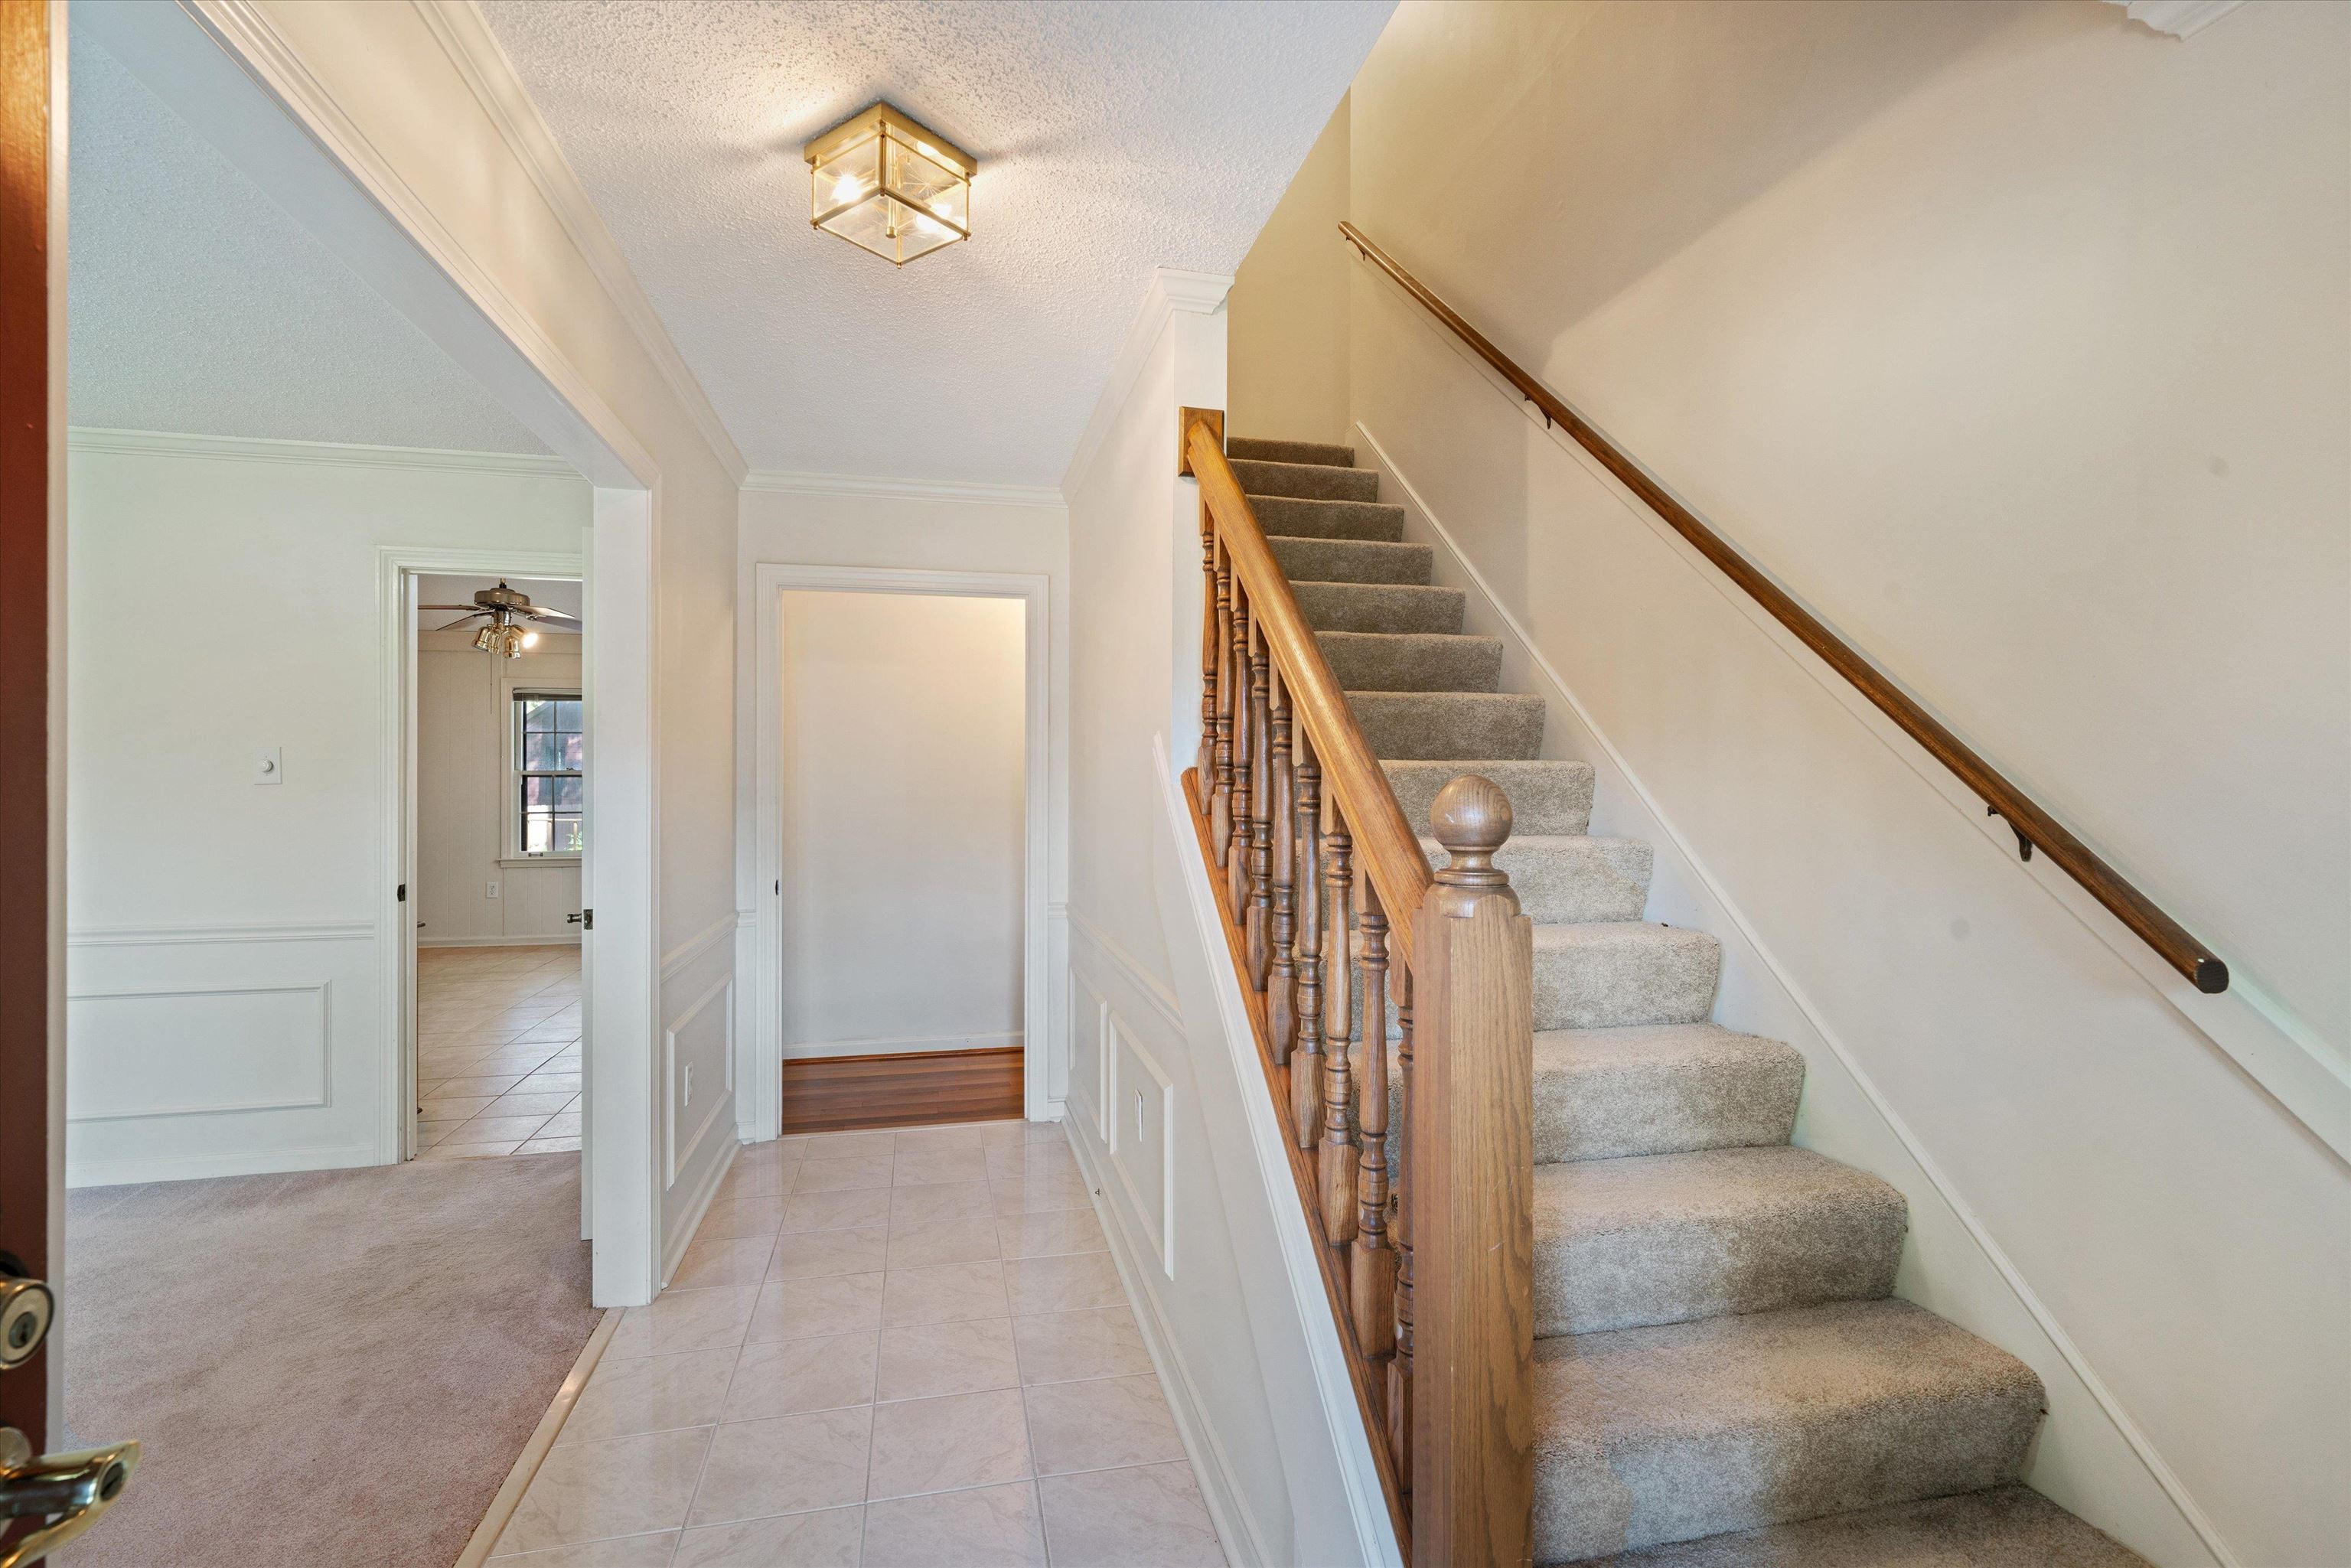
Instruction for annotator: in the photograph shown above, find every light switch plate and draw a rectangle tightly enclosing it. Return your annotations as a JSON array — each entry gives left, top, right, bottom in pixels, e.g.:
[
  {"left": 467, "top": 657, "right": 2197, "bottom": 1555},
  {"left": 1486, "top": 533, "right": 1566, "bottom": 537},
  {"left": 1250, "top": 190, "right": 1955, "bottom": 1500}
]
[{"left": 254, "top": 747, "right": 282, "bottom": 785}]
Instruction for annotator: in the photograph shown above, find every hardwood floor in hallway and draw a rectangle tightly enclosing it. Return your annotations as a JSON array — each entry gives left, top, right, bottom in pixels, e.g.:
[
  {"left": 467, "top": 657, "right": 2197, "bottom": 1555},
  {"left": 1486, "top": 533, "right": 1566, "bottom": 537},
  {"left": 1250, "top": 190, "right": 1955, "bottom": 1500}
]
[
  {"left": 417, "top": 944, "right": 584, "bottom": 1158},
  {"left": 486, "top": 1121, "right": 1228, "bottom": 1566}
]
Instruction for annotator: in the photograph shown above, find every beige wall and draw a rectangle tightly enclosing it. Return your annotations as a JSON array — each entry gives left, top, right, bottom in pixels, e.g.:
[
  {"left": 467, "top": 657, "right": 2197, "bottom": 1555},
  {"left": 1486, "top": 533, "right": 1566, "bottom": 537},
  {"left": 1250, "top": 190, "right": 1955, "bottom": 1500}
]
[
  {"left": 1278, "top": 4, "right": 2349, "bottom": 1563},
  {"left": 416, "top": 628, "right": 583, "bottom": 947},
  {"left": 773, "top": 590, "right": 1026, "bottom": 1058},
  {"left": 1229, "top": 93, "right": 1352, "bottom": 447}
]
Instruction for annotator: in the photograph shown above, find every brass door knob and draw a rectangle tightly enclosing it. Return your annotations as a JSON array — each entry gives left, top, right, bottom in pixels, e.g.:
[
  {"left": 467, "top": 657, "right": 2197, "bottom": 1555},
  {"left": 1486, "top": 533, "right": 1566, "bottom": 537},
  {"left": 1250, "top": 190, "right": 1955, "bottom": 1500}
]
[{"left": 0, "top": 1428, "right": 140, "bottom": 1568}]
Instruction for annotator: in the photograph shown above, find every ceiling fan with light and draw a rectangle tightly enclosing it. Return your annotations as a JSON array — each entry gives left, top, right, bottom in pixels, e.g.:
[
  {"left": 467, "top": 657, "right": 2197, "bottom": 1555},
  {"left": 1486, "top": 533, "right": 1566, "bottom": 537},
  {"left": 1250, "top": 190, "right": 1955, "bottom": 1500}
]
[{"left": 422, "top": 581, "right": 579, "bottom": 658}]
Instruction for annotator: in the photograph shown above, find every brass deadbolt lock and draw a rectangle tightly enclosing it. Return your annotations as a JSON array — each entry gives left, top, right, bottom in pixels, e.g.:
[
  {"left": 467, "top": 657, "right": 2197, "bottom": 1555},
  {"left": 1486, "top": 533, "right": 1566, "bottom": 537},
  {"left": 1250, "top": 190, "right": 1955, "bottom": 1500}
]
[{"left": 0, "top": 1278, "right": 51, "bottom": 1372}]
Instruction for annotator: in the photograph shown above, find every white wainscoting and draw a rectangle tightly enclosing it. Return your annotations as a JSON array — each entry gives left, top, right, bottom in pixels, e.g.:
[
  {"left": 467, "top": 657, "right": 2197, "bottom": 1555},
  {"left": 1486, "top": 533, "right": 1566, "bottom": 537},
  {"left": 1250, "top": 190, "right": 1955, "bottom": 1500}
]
[
  {"left": 66, "top": 921, "right": 385, "bottom": 1186},
  {"left": 658, "top": 914, "right": 741, "bottom": 1284}
]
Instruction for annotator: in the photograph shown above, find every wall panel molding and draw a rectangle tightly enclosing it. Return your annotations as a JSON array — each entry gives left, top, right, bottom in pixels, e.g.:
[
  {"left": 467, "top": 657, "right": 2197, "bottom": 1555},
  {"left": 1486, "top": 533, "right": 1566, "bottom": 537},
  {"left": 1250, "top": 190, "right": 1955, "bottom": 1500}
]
[
  {"left": 69, "top": 919, "right": 375, "bottom": 947},
  {"left": 67, "top": 980, "right": 330, "bottom": 1122}
]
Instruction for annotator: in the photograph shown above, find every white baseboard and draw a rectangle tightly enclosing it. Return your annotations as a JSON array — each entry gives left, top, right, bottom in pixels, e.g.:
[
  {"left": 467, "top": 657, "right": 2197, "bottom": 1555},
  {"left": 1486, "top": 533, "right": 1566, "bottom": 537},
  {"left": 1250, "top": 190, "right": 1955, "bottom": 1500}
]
[
  {"left": 1065, "top": 1119, "right": 1271, "bottom": 1568},
  {"left": 67, "top": 1141, "right": 380, "bottom": 1189},
  {"left": 419, "top": 934, "right": 582, "bottom": 949},
  {"left": 780, "top": 1030, "right": 1022, "bottom": 1061}
]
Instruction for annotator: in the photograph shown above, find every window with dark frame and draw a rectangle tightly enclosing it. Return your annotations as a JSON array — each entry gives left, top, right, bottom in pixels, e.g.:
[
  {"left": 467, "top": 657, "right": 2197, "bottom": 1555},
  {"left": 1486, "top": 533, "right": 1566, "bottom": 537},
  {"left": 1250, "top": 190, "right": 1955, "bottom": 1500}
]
[{"left": 516, "top": 693, "right": 583, "bottom": 856}]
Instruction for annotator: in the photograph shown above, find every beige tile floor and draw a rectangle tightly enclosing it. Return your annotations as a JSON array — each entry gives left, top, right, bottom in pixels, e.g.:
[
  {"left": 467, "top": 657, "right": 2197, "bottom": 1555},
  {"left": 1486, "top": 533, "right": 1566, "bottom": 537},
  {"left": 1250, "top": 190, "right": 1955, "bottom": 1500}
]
[
  {"left": 416, "top": 944, "right": 583, "bottom": 1159},
  {"left": 487, "top": 1121, "right": 1228, "bottom": 1566}
]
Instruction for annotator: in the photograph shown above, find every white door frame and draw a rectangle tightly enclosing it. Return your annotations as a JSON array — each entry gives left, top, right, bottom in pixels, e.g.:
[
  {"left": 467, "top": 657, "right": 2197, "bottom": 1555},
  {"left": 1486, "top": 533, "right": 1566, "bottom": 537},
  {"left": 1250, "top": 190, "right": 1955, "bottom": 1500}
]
[
  {"left": 94, "top": 0, "right": 672, "bottom": 1305},
  {"left": 751, "top": 564, "right": 1055, "bottom": 1136},
  {"left": 379, "top": 546, "right": 586, "bottom": 1172}
]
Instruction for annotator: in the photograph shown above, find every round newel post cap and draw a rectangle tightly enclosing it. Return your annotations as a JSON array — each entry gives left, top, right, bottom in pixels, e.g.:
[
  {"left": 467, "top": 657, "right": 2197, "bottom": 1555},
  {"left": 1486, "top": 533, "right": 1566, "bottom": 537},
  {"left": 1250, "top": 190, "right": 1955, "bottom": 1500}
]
[{"left": 1431, "top": 774, "right": 1512, "bottom": 856}]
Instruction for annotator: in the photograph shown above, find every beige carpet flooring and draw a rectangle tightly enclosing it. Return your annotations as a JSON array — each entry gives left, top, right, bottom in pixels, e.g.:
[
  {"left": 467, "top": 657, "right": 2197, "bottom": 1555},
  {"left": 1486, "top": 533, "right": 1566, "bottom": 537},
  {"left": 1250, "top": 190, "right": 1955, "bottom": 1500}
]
[{"left": 64, "top": 1152, "right": 599, "bottom": 1567}]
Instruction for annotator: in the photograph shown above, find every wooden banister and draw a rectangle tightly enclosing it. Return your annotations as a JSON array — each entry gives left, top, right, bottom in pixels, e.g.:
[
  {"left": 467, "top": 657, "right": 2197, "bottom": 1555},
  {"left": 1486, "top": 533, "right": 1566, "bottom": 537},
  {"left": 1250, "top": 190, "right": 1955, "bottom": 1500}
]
[
  {"left": 1338, "top": 220, "right": 2230, "bottom": 996},
  {"left": 1180, "top": 405, "right": 1535, "bottom": 1564},
  {"left": 1186, "top": 412, "right": 1432, "bottom": 963}
]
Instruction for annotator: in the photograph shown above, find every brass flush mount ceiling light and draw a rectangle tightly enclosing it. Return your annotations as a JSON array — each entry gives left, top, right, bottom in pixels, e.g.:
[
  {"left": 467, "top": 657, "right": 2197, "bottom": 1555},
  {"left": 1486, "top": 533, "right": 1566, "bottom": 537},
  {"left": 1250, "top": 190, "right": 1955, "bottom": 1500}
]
[{"left": 805, "top": 102, "right": 975, "bottom": 267}]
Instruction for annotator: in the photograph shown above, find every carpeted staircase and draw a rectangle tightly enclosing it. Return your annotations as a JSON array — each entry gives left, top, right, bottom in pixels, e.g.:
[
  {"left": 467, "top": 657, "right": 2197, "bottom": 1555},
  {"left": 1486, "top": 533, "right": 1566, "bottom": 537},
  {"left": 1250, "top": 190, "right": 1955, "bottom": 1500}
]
[{"left": 1228, "top": 435, "right": 2149, "bottom": 1568}]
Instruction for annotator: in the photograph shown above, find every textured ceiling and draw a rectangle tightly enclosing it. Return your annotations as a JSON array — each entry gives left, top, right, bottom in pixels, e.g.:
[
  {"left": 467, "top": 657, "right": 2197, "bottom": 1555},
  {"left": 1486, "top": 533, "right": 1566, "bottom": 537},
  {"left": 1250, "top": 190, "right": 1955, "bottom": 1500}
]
[
  {"left": 480, "top": 0, "right": 1393, "bottom": 485},
  {"left": 67, "top": 28, "right": 550, "bottom": 455}
]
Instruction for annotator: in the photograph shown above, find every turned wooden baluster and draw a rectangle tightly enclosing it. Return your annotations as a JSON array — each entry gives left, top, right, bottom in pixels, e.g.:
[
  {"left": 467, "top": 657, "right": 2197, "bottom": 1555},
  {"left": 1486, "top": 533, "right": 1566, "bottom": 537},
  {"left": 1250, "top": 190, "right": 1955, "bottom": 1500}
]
[
  {"left": 1198, "top": 504, "right": 1218, "bottom": 784},
  {"left": 1388, "top": 963, "right": 1415, "bottom": 1482},
  {"left": 1353, "top": 875, "right": 1394, "bottom": 1358},
  {"left": 1225, "top": 589, "right": 1254, "bottom": 916},
  {"left": 1222, "top": 543, "right": 1241, "bottom": 865},
  {"left": 1319, "top": 794, "right": 1357, "bottom": 1242},
  {"left": 1266, "top": 663, "right": 1298, "bottom": 1062},
  {"left": 1290, "top": 726, "right": 1325, "bottom": 1149},
  {"left": 1245, "top": 619, "right": 1273, "bottom": 989}
]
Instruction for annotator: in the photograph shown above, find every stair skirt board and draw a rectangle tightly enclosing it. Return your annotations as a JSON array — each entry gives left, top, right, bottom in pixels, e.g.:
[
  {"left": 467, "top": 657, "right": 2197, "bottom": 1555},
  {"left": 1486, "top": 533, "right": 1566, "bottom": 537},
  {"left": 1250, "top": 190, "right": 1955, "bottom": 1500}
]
[{"left": 1222, "top": 436, "right": 2138, "bottom": 1566}]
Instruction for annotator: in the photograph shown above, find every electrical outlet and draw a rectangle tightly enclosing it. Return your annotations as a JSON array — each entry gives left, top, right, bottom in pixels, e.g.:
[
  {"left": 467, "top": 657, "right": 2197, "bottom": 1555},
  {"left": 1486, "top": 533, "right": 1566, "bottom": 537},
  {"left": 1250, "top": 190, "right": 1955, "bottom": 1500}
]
[
  {"left": 485, "top": 880, "right": 500, "bottom": 901},
  {"left": 683, "top": 1063, "right": 694, "bottom": 1107}
]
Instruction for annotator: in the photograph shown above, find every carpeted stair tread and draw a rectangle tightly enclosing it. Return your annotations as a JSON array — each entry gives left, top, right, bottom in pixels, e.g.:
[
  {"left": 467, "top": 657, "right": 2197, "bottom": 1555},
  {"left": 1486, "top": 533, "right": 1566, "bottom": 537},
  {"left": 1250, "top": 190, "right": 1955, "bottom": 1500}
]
[
  {"left": 1293, "top": 580, "right": 1467, "bottom": 635},
  {"left": 1385, "top": 758, "right": 1596, "bottom": 836},
  {"left": 1229, "top": 435, "right": 1355, "bottom": 467},
  {"left": 1250, "top": 494, "right": 1405, "bottom": 541},
  {"left": 1231, "top": 456, "right": 1382, "bottom": 503},
  {"left": 1424, "top": 833, "right": 1652, "bottom": 924},
  {"left": 1321, "top": 631, "right": 1504, "bottom": 693},
  {"left": 1532, "top": 1025, "right": 1805, "bottom": 1163},
  {"left": 1530, "top": 1299, "right": 2046, "bottom": 1562},
  {"left": 1235, "top": 428, "right": 2107, "bottom": 1566},
  {"left": 1267, "top": 535, "right": 1433, "bottom": 585},
  {"left": 1533, "top": 923, "right": 1721, "bottom": 1031},
  {"left": 1532, "top": 1147, "right": 1907, "bottom": 1336},
  {"left": 1352, "top": 690, "right": 1547, "bottom": 759},
  {"left": 1562, "top": 1483, "right": 2150, "bottom": 1566}
]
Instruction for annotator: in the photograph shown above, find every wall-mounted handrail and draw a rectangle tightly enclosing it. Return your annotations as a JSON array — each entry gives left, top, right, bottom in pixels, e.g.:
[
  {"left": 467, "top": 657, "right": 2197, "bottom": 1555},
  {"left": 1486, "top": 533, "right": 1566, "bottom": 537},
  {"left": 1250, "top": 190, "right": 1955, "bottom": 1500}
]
[{"left": 1339, "top": 219, "right": 2229, "bottom": 995}]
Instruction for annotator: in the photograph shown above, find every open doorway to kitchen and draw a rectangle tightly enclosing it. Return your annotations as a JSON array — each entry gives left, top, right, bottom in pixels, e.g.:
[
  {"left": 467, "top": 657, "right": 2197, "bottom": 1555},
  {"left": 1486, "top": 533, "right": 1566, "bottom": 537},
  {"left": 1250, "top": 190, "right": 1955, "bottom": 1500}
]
[{"left": 409, "top": 574, "right": 589, "bottom": 1162}]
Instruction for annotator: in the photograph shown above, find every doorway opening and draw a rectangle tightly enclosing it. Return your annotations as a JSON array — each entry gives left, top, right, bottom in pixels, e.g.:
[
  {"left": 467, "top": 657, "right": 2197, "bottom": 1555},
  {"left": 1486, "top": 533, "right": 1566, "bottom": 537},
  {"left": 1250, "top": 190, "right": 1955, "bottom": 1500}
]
[
  {"left": 407, "top": 572, "right": 589, "bottom": 1164},
  {"left": 754, "top": 568, "right": 1052, "bottom": 1136}
]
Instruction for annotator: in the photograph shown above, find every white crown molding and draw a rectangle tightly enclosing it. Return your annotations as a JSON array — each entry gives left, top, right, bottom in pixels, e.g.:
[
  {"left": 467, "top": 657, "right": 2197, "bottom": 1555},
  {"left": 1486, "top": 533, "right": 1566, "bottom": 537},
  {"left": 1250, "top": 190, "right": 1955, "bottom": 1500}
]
[
  {"left": 412, "top": 0, "right": 748, "bottom": 485},
  {"left": 2108, "top": 0, "right": 2245, "bottom": 38},
  {"left": 181, "top": 0, "right": 659, "bottom": 489},
  {"left": 1060, "top": 266, "right": 1234, "bottom": 499},
  {"left": 742, "top": 467, "right": 1065, "bottom": 510},
  {"left": 68, "top": 425, "right": 582, "bottom": 478}
]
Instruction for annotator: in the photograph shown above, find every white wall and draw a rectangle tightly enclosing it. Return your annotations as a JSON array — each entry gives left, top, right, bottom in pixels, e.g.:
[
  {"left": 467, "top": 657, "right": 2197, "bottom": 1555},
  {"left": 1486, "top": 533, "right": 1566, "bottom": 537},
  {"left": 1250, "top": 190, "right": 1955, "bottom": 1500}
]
[
  {"left": 735, "top": 483, "right": 1069, "bottom": 1137},
  {"left": 223, "top": 0, "right": 751, "bottom": 1301},
  {"left": 1305, "top": 4, "right": 2351, "bottom": 1563},
  {"left": 64, "top": 433, "right": 587, "bottom": 1186},
  {"left": 774, "top": 589, "right": 1025, "bottom": 1060},
  {"left": 417, "top": 626, "right": 583, "bottom": 946},
  {"left": 1228, "top": 93, "right": 1352, "bottom": 448},
  {"left": 1060, "top": 271, "right": 1397, "bottom": 1568}
]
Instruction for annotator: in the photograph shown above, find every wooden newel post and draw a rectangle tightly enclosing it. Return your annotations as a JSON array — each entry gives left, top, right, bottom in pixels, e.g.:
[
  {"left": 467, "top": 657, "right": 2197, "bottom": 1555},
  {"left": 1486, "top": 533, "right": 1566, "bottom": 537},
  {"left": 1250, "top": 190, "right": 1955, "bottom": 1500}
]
[{"left": 1411, "top": 775, "right": 1535, "bottom": 1568}]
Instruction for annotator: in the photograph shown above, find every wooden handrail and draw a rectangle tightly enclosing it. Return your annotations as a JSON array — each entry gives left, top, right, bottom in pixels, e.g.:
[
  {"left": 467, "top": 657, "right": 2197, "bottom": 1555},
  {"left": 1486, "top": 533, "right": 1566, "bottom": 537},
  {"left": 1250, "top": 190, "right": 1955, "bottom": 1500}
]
[
  {"left": 1186, "top": 413, "right": 1433, "bottom": 964},
  {"left": 1339, "top": 220, "right": 2230, "bottom": 996}
]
